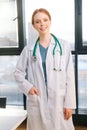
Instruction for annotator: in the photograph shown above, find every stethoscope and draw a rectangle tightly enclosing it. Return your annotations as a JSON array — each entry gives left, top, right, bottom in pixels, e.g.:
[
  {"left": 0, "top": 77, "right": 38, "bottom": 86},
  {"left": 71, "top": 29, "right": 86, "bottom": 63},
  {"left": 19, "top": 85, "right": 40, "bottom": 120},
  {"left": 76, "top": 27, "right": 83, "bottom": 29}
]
[{"left": 32, "top": 33, "right": 62, "bottom": 71}]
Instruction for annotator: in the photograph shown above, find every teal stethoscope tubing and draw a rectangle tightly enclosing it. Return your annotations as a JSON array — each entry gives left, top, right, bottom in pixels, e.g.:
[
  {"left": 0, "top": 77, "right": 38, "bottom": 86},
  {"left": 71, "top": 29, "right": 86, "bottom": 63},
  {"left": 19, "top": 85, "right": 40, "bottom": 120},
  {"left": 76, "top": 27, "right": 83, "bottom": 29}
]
[
  {"left": 51, "top": 34, "right": 62, "bottom": 56},
  {"left": 32, "top": 33, "right": 62, "bottom": 58}
]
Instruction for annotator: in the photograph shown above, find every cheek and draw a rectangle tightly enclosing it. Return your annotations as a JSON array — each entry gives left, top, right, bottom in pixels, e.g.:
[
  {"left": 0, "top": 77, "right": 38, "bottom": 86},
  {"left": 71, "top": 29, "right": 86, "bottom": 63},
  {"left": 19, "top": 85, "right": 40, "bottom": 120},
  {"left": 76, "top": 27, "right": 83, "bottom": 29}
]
[
  {"left": 33, "top": 24, "right": 36, "bottom": 29},
  {"left": 48, "top": 20, "right": 51, "bottom": 25},
  {"left": 33, "top": 24, "right": 39, "bottom": 30}
]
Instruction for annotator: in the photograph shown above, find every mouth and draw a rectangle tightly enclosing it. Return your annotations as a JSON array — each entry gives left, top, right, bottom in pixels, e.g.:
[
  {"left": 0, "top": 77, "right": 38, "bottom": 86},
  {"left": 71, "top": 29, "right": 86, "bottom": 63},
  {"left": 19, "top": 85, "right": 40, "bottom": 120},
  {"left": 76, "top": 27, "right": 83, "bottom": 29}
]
[{"left": 40, "top": 26, "right": 48, "bottom": 31}]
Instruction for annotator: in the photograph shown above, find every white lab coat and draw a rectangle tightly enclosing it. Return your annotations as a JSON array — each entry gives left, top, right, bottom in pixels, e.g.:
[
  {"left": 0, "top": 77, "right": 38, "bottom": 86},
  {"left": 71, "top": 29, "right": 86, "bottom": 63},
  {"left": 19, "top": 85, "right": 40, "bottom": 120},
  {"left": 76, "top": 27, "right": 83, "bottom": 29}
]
[{"left": 14, "top": 36, "right": 76, "bottom": 130}]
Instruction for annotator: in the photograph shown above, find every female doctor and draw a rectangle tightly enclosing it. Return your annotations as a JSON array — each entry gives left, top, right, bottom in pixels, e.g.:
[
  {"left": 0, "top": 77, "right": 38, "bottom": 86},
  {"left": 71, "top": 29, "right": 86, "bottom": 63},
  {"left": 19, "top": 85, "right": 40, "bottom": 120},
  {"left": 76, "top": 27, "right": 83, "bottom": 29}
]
[{"left": 14, "top": 8, "right": 76, "bottom": 130}]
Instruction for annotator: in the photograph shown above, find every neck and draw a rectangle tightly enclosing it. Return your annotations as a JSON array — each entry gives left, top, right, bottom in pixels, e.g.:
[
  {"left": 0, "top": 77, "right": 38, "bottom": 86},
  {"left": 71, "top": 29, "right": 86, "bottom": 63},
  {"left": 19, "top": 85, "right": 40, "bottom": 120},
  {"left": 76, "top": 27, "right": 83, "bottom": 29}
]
[{"left": 39, "top": 33, "right": 51, "bottom": 48}]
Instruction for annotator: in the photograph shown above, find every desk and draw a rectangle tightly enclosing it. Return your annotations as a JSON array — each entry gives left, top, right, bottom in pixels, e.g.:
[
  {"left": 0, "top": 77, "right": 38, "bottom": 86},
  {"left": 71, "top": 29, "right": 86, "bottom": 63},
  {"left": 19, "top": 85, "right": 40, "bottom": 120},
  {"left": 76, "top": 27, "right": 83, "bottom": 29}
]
[{"left": 0, "top": 108, "right": 27, "bottom": 130}]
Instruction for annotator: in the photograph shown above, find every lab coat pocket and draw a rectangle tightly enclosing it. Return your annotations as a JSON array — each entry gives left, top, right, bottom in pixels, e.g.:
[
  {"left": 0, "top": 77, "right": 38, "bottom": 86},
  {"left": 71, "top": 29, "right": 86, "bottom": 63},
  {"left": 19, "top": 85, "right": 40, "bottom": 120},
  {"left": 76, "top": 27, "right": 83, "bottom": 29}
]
[{"left": 28, "top": 94, "right": 38, "bottom": 107}]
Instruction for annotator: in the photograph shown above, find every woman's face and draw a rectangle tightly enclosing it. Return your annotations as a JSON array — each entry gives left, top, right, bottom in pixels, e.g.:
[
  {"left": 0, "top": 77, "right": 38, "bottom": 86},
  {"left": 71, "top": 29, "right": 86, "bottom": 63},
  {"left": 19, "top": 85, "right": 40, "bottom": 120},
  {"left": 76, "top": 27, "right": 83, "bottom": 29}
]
[{"left": 33, "top": 12, "right": 51, "bottom": 35}]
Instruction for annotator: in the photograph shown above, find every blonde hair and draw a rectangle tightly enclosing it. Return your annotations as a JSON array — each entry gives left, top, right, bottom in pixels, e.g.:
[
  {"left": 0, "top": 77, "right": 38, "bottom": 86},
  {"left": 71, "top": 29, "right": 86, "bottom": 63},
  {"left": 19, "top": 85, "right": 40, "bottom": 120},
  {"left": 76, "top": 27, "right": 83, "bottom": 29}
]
[{"left": 32, "top": 8, "right": 51, "bottom": 25}]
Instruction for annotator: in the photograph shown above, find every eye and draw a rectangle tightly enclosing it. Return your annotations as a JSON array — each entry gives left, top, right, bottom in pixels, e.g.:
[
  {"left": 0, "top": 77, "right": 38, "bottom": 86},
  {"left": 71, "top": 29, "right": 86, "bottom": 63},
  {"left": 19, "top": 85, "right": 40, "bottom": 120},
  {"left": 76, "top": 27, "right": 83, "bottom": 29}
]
[
  {"left": 44, "top": 18, "right": 48, "bottom": 22},
  {"left": 35, "top": 20, "right": 40, "bottom": 24}
]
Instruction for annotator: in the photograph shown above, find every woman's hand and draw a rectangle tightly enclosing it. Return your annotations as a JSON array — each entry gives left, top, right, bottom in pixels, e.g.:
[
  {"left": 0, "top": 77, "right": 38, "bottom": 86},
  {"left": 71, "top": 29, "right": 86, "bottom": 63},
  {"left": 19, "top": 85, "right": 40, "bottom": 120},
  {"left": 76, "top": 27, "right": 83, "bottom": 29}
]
[
  {"left": 63, "top": 108, "right": 73, "bottom": 120},
  {"left": 29, "top": 86, "right": 39, "bottom": 96}
]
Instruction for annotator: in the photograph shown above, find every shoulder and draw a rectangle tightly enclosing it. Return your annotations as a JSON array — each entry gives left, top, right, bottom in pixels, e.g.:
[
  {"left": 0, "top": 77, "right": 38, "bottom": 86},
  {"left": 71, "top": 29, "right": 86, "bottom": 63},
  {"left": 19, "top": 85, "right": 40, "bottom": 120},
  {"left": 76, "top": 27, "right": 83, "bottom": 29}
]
[
  {"left": 23, "top": 37, "right": 38, "bottom": 52},
  {"left": 52, "top": 34, "right": 71, "bottom": 50},
  {"left": 58, "top": 38, "right": 71, "bottom": 54},
  {"left": 27, "top": 35, "right": 39, "bottom": 50},
  {"left": 58, "top": 38, "right": 70, "bottom": 48}
]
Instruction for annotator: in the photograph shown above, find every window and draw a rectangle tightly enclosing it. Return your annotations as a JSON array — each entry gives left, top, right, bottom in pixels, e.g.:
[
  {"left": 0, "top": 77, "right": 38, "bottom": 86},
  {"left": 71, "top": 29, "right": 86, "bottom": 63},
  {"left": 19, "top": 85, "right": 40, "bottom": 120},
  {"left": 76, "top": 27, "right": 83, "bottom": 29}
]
[
  {"left": 0, "top": 0, "right": 18, "bottom": 48},
  {"left": 76, "top": 0, "right": 87, "bottom": 51},
  {"left": 0, "top": 0, "right": 25, "bottom": 55},
  {"left": 82, "top": 0, "right": 87, "bottom": 46},
  {"left": 0, "top": 0, "right": 25, "bottom": 109},
  {"left": 78, "top": 55, "right": 87, "bottom": 113},
  {"left": 0, "top": 56, "right": 23, "bottom": 109}
]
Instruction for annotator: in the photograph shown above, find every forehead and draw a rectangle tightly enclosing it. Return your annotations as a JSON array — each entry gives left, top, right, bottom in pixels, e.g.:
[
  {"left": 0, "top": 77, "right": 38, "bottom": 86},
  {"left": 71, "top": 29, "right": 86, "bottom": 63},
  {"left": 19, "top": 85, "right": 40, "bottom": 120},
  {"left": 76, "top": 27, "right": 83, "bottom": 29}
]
[{"left": 34, "top": 12, "right": 49, "bottom": 20}]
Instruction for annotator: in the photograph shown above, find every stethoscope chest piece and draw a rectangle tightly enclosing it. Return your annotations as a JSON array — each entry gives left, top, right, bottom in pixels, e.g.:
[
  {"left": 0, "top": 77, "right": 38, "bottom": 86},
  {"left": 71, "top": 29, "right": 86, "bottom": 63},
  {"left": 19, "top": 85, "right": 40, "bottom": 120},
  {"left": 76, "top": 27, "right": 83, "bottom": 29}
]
[
  {"left": 32, "top": 56, "right": 37, "bottom": 61},
  {"left": 53, "top": 68, "right": 62, "bottom": 71}
]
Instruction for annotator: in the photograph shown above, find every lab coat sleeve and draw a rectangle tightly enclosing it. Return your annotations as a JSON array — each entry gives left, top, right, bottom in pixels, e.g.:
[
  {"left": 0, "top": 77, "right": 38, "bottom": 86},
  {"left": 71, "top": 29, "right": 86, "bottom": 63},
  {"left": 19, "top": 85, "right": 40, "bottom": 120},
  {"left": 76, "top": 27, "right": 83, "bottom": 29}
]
[
  {"left": 14, "top": 46, "right": 33, "bottom": 96},
  {"left": 64, "top": 45, "right": 76, "bottom": 109}
]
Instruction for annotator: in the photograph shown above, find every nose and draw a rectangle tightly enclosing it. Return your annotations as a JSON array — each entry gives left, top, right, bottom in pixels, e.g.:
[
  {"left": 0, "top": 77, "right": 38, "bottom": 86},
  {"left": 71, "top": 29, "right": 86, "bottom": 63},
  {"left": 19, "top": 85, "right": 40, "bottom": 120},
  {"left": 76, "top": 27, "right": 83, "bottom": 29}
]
[{"left": 40, "top": 21, "right": 44, "bottom": 26}]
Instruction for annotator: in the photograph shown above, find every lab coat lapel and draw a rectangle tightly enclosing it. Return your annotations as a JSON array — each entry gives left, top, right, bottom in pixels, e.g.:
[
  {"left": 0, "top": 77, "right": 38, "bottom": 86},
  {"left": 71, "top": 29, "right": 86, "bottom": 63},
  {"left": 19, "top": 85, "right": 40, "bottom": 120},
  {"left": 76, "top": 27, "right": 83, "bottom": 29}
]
[
  {"left": 46, "top": 42, "right": 54, "bottom": 71},
  {"left": 36, "top": 44, "right": 45, "bottom": 78}
]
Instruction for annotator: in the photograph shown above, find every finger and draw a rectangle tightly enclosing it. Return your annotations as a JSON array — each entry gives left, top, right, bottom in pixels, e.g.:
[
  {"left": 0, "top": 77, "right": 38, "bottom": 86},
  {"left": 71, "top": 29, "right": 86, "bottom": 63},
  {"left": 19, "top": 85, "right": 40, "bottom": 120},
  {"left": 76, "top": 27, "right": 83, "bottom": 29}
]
[
  {"left": 30, "top": 90, "right": 35, "bottom": 95},
  {"left": 34, "top": 88, "right": 39, "bottom": 96},
  {"left": 64, "top": 109, "right": 69, "bottom": 120},
  {"left": 68, "top": 112, "right": 72, "bottom": 119},
  {"left": 65, "top": 112, "right": 72, "bottom": 120},
  {"left": 64, "top": 112, "right": 69, "bottom": 120}
]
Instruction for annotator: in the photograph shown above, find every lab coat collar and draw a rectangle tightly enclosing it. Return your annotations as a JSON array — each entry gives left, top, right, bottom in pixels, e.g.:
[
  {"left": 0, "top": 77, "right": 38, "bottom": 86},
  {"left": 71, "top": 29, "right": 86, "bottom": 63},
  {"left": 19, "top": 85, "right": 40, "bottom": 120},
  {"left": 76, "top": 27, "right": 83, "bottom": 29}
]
[{"left": 27, "top": 35, "right": 61, "bottom": 52}]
